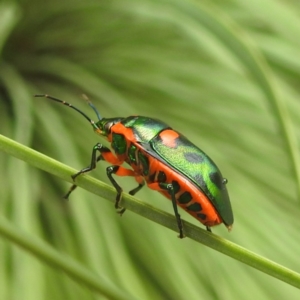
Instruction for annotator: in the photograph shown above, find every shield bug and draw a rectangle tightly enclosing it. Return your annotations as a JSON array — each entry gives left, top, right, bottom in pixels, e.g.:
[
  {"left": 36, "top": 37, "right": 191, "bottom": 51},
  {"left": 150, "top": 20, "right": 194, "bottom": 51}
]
[{"left": 35, "top": 94, "right": 233, "bottom": 238}]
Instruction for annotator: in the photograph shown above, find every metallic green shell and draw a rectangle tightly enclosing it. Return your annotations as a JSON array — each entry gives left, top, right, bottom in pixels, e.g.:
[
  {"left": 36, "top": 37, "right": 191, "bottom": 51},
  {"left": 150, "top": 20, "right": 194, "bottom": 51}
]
[
  {"left": 122, "top": 116, "right": 233, "bottom": 226},
  {"left": 151, "top": 133, "right": 233, "bottom": 226}
]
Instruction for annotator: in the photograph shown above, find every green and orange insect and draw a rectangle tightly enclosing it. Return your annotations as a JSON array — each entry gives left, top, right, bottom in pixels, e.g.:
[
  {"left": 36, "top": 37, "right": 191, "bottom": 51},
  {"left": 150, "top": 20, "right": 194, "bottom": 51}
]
[{"left": 35, "top": 94, "right": 233, "bottom": 238}]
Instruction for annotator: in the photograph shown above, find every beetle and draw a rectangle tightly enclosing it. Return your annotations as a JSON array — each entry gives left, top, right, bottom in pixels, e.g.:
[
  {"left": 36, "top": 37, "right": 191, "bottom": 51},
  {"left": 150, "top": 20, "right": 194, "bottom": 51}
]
[{"left": 35, "top": 94, "right": 233, "bottom": 238}]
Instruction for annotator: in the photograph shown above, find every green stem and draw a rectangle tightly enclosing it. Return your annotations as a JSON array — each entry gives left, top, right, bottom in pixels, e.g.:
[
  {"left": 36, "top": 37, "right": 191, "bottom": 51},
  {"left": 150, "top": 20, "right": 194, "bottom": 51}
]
[{"left": 1, "top": 134, "right": 300, "bottom": 290}]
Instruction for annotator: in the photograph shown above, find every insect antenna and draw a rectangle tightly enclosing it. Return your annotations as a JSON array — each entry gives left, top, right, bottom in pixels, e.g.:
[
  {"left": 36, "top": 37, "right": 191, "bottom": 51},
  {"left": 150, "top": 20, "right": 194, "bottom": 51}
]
[
  {"left": 82, "top": 94, "right": 102, "bottom": 121},
  {"left": 34, "top": 94, "right": 100, "bottom": 130}
]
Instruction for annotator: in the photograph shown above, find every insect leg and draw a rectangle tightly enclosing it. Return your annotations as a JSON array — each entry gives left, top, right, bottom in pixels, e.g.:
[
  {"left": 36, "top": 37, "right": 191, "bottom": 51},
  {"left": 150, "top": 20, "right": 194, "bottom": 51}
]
[
  {"left": 129, "top": 182, "right": 145, "bottom": 196},
  {"left": 106, "top": 165, "right": 139, "bottom": 215},
  {"left": 128, "top": 174, "right": 145, "bottom": 196},
  {"left": 206, "top": 226, "right": 212, "bottom": 232},
  {"left": 64, "top": 154, "right": 103, "bottom": 199},
  {"left": 148, "top": 182, "right": 184, "bottom": 238},
  {"left": 64, "top": 143, "right": 121, "bottom": 199}
]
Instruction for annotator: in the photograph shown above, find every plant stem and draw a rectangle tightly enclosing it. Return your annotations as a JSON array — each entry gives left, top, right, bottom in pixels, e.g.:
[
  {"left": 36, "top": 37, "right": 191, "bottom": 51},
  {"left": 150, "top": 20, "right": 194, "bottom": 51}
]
[{"left": 1, "top": 134, "right": 300, "bottom": 290}]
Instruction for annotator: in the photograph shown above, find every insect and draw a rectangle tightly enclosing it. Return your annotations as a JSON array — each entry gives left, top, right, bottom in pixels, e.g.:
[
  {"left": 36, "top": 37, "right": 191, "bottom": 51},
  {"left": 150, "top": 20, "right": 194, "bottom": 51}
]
[{"left": 35, "top": 94, "right": 233, "bottom": 238}]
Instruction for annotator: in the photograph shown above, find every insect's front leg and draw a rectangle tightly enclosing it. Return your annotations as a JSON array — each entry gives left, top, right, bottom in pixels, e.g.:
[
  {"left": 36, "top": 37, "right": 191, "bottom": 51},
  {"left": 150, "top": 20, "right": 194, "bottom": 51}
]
[{"left": 64, "top": 143, "right": 119, "bottom": 199}]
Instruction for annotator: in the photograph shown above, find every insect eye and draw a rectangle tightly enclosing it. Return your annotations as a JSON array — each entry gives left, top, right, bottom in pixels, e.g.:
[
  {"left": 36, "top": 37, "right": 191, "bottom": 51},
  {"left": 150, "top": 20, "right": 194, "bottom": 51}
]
[{"left": 222, "top": 178, "right": 228, "bottom": 185}]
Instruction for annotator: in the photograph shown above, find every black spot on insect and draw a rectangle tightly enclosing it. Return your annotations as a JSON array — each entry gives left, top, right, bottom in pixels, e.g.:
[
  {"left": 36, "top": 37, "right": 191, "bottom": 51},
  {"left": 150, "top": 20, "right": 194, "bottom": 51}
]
[
  {"left": 178, "top": 191, "right": 192, "bottom": 204},
  {"left": 209, "top": 171, "right": 223, "bottom": 189},
  {"left": 157, "top": 171, "right": 167, "bottom": 182},
  {"left": 197, "top": 213, "right": 206, "bottom": 220},
  {"left": 149, "top": 172, "right": 156, "bottom": 182},
  {"left": 174, "top": 135, "right": 188, "bottom": 147},
  {"left": 194, "top": 174, "right": 206, "bottom": 187},
  {"left": 184, "top": 152, "right": 204, "bottom": 164},
  {"left": 187, "top": 202, "right": 202, "bottom": 212},
  {"left": 172, "top": 181, "right": 180, "bottom": 194}
]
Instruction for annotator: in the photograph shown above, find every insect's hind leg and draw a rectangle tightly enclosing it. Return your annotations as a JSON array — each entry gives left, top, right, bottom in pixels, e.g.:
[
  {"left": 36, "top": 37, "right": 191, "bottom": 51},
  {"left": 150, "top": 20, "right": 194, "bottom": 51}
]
[{"left": 148, "top": 181, "right": 184, "bottom": 238}]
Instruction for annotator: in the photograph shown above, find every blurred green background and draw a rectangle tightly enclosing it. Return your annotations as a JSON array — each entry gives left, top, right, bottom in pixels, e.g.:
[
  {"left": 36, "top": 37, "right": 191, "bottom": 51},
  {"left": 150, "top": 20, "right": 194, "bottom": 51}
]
[{"left": 1, "top": 0, "right": 300, "bottom": 299}]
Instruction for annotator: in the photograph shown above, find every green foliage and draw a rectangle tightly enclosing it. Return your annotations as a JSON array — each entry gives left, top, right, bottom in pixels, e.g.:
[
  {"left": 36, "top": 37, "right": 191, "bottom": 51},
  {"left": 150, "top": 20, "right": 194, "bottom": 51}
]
[{"left": 1, "top": 0, "right": 300, "bottom": 299}]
